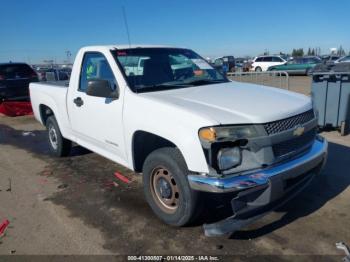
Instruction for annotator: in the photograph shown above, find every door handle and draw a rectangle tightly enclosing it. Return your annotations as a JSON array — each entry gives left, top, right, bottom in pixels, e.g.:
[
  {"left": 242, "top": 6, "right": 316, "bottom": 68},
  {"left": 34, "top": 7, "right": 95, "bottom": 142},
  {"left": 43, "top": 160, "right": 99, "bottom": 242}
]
[{"left": 73, "top": 97, "right": 84, "bottom": 107}]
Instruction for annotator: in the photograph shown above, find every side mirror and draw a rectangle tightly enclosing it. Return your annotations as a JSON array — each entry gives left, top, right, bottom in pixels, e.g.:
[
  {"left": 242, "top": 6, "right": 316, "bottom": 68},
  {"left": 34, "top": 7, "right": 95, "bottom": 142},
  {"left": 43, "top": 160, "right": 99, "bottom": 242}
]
[{"left": 86, "top": 79, "right": 119, "bottom": 99}]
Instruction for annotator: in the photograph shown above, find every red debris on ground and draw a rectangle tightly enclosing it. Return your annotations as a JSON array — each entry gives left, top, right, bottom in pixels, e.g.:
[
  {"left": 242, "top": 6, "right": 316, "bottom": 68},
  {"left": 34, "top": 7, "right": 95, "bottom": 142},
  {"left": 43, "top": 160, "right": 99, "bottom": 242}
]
[
  {"left": 114, "top": 172, "right": 131, "bottom": 184},
  {"left": 0, "top": 102, "right": 33, "bottom": 117},
  {"left": 0, "top": 219, "right": 10, "bottom": 238},
  {"left": 101, "top": 180, "right": 119, "bottom": 190}
]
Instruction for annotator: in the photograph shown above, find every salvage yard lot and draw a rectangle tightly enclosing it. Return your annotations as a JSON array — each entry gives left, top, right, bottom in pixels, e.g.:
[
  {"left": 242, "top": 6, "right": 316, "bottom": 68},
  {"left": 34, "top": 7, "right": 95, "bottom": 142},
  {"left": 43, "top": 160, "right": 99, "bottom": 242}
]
[{"left": 0, "top": 76, "right": 349, "bottom": 259}]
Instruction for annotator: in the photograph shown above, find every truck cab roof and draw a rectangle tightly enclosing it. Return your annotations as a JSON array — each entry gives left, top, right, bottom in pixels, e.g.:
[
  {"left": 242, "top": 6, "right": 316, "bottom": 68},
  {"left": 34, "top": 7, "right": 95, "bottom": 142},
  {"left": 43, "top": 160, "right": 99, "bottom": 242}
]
[{"left": 79, "top": 45, "right": 183, "bottom": 53}]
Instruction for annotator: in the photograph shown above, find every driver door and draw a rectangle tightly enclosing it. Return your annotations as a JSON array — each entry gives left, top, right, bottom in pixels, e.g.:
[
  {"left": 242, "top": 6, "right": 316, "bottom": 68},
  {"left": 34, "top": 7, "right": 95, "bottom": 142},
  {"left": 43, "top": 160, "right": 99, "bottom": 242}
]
[{"left": 67, "top": 52, "right": 126, "bottom": 160}]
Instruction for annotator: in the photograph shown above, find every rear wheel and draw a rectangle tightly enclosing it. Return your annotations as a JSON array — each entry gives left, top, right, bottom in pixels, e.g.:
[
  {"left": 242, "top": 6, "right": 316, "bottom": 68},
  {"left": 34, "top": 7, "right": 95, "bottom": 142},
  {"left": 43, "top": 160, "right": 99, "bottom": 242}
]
[
  {"left": 306, "top": 68, "right": 311, "bottom": 76},
  {"left": 46, "top": 116, "right": 72, "bottom": 157},
  {"left": 142, "top": 147, "right": 202, "bottom": 226},
  {"left": 340, "top": 121, "right": 347, "bottom": 136}
]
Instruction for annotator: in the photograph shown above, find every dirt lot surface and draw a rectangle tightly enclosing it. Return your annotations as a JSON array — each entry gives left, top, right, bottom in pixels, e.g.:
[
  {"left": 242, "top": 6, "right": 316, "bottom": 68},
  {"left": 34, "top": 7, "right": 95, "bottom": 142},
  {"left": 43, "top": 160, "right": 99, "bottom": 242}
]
[
  {"left": 229, "top": 75, "right": 312, "bottom": 95},
  {"left": 0, "top": 77, "right": 349, "bottom": 261}
]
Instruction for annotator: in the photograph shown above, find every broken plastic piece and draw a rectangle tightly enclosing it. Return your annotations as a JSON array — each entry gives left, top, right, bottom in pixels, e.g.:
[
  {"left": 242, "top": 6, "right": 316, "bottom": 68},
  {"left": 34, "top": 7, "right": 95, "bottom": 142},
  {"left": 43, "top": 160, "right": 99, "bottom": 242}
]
[
  {"left": 114, "top": 172, "right": 131, "bottom": 184},
  {"left": 0, "top": 219, "right": 10, "bottom": 237},
  {"left": 22, "top": 131, "right": 35, "bottom": 137},
  {"left": 336, "top": 242, "right": 350, "bottom": 262}
]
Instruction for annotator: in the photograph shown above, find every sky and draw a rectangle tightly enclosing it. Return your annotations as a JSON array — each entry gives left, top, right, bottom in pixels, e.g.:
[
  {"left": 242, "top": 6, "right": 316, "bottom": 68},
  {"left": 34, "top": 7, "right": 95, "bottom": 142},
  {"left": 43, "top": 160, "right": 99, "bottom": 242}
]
[{"left": 0, "top": 0, "right": 349, "bottom": 63}]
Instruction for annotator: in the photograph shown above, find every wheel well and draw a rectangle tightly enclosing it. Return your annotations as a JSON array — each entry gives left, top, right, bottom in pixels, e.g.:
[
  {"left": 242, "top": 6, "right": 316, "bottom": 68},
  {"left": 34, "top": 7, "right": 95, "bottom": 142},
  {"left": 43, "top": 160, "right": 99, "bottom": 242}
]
[
  {"left": 39, "top": 104, "right": 54, "bottom": 125},
  {"left": 132, "top": 131, "right": 176, "bottom": 172}
]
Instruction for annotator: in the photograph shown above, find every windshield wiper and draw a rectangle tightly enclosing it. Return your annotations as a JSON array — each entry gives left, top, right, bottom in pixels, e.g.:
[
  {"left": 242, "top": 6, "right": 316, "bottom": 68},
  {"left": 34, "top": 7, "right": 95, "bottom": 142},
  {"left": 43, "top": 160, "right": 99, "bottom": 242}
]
[
  {"left": 134, "top": 83, "right": 192, "bottom": 93},
  {"left": 184, "top": 79, "right": 228, "bottom": 86},
  {"left": 134, "top": 79, "right": 228, "bottom": 93}
]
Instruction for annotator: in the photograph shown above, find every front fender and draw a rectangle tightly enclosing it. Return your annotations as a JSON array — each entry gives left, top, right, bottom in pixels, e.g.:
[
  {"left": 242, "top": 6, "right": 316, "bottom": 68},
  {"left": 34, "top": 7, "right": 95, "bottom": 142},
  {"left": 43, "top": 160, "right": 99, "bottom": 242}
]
[
  {"left": 129, "top": 127, "right": 209, "bottom": 174},
  {"left": 123, "top": 91, "right": 214, "bottom": 173}
]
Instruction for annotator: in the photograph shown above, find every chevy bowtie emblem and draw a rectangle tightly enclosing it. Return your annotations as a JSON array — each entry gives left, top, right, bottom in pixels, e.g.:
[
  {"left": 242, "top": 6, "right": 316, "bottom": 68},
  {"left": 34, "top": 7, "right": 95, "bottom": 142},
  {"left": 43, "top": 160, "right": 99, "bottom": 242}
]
[{"left": 293, "top": 125, "right": 305, "bottom": 136}]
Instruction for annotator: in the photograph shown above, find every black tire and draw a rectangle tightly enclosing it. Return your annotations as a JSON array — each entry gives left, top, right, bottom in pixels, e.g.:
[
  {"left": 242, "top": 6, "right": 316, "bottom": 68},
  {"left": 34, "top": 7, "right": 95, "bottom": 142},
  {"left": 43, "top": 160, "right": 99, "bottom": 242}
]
[
  {"left": 268, "top": 69, "right": 275, "bottom": 76},
  {"left": 142, "top": 147, "right": 202, "bottom": 226},
  {"left": 305, "top": 68, "right": 311, "bottom": 76},
  {"left": 340, "top": 121, "right": 347, "bottom": 136},
  {"left": 255, "top": 66, "right": 262, "bottom": 72},
  {"left": 46, "top": 116, "right": 72, "bottom": 157}
]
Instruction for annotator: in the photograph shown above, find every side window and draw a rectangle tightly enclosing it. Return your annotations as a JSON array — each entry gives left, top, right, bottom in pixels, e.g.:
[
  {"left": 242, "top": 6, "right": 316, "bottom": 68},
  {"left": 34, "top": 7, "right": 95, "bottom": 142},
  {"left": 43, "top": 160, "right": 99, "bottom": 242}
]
[
  {"left": 304, "top": 58, "right": 311, "bottom": 64},
  {"left": 214, "top": 58, "right": 223, "bottom": 66},
  {"left": 263, "top": 57, "right": 273, "bottom": 62},
  {"left": 79, "top": 53, "right": 117, "bottom": 92},
  {"left": 118, "top": 56, "right": 150, "bottom": 76},
  {"left": 255, "top": 57, "right": 263, "bottom": 62},
  {"left": 272, "top": 57, "right": 283, "bottom": 62},
  {"left": 340, "top": 56, "right": 350, "bottom": 62}
]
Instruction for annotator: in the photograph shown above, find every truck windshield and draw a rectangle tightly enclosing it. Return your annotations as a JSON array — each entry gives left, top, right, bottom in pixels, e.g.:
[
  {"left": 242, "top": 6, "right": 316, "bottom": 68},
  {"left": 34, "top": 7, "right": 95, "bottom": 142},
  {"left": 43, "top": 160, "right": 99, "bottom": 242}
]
[{"left": 112, "top": 48, "right": 228, "bottom": 93}]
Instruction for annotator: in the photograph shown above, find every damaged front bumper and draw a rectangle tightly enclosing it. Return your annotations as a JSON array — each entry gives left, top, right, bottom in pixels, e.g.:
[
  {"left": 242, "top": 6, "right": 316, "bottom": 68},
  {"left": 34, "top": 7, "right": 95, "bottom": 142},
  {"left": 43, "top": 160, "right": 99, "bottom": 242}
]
[{"left": 187, "top": 136, "right": 328, "bottom": 236}]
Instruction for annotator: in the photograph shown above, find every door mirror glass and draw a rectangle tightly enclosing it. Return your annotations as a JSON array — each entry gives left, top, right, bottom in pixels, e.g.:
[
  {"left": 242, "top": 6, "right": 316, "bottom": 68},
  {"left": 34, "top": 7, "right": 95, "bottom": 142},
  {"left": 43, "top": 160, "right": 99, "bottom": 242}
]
[{"left": 86, "top": 79, "right": 119, "bottom": 99}]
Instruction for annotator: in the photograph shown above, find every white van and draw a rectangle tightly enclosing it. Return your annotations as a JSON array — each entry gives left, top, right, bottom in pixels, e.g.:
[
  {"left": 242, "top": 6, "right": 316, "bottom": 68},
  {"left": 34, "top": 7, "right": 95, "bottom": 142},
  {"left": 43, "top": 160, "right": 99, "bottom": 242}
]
[{"left": 251, "top": 55, "right": 286, "bottom": 71}]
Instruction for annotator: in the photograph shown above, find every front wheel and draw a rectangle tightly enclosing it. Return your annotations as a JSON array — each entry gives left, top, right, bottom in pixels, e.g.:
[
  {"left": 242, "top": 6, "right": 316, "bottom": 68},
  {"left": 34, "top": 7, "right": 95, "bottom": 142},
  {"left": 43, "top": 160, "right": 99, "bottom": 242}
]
[
  {"left": 142, "top": 147, "right": 202, "bottom": 226},
  {"left": 255, "top": 66, "right": 262, "bottom": 72}
]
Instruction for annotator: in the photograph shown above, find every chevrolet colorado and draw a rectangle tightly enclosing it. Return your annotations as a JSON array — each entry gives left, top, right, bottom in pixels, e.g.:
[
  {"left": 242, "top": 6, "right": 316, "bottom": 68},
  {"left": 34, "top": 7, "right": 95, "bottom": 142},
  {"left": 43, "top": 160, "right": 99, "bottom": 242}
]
[{"left": 30, "top": 45, "right": 328, "bottom": 236}]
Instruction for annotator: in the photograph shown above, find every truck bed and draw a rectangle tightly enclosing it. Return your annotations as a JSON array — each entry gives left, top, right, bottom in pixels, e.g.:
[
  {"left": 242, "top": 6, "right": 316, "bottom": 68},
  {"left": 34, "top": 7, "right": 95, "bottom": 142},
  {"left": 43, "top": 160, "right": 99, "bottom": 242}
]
[{"left": 29, "top": 81, "right": 70, "bottom": 134}]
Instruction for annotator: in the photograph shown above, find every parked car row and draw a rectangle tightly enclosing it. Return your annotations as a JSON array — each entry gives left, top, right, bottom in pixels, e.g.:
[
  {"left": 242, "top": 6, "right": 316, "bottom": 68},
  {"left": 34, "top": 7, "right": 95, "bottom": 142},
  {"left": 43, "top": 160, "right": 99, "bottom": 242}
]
[
  {"left": 36, "top": 68, "right": 71, "bottom": 81},
  {"left": 218, "top": 54, "right": 350, "bottom": 76},
  {"left": 0, "top": 62, "right": 73, "bottom": 101}
]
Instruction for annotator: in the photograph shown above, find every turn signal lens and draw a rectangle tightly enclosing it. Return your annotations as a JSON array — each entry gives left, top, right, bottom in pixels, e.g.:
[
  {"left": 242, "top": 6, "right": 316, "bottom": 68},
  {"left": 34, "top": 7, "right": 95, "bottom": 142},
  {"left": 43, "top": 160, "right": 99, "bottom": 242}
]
[
  {"left": 199, "top": 127, "right": 216, "bottom": 142},
  {"left": 199, "top": 125, "right": 258, "bottom": 143}
]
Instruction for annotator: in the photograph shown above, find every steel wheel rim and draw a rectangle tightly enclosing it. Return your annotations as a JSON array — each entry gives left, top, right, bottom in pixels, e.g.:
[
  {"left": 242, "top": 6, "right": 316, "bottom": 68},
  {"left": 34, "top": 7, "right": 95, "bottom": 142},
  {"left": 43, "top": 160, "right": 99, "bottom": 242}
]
[
  {"left": 48, "top": 124, "right": 58, "bottom": 150},
  {"left": 150, "top": 167, "right": 179, "bottom": 214}
]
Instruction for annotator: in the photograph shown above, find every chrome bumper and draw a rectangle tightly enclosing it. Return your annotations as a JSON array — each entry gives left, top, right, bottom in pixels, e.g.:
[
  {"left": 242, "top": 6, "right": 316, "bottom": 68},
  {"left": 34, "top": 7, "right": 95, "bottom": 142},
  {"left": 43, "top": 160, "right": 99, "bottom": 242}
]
[{"left": 188, "top": 137, "right": 328, "bottom": 193}]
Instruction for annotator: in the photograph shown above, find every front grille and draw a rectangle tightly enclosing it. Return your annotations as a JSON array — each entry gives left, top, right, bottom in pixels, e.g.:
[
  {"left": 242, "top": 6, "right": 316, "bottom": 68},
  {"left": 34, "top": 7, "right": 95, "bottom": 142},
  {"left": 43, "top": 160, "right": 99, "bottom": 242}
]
[
  {"left": 264, "top": 110, "right": 315, "bottom": 135},
  {"left": 273, "top": 129, "right": 316, "bottom": 158}
]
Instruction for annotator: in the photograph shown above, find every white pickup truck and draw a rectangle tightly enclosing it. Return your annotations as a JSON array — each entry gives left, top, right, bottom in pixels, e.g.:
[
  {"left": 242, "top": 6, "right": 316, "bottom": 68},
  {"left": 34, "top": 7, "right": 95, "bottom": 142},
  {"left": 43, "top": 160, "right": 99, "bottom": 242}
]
[{"left": 30, "top": 45, "right": 328, "bottom": 236}]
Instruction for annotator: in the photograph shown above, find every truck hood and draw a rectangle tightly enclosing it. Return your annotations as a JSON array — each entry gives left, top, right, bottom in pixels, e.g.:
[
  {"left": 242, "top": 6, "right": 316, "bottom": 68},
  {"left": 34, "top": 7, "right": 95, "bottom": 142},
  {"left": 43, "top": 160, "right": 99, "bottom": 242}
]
[{"left": 141, "top": 81, "right": 312, "bottom": 125}]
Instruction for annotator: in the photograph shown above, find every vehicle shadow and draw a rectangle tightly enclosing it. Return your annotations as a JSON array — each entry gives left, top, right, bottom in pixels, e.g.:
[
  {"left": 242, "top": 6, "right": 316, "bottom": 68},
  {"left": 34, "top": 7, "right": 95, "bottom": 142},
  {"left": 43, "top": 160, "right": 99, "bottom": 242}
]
[
  {"left": 195, "top": 141, "right": 350, "bottom": 239},
  {"left": 0, "top": 124, "right": 91, "bottom": 157}
]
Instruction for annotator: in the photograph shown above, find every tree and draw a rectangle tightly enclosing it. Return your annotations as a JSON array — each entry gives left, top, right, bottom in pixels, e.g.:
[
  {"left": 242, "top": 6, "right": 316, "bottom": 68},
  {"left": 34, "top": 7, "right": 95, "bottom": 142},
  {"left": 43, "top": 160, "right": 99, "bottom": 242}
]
[
  {"left": 263, "top": 49, "right": 269, "bottom": 55},
  {"left": 292, "top": 48, "right": 304, "bottom": 57},
  {"left": 307, "top": 47, "right": 311, "bottom": 55},
  {"left": 337, "top": 45, "right": 346, "bottom": 56}
]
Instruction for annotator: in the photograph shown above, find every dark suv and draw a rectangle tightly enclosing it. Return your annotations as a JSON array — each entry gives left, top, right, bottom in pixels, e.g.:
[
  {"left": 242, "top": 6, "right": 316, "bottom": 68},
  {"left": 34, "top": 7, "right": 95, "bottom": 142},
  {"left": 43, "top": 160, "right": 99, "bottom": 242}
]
[
  {"left": 212, "top": 56, "right": 236, "bottom": 73},
  {"left": 0, "top": 63, "right": 39, "bottom": 101}
]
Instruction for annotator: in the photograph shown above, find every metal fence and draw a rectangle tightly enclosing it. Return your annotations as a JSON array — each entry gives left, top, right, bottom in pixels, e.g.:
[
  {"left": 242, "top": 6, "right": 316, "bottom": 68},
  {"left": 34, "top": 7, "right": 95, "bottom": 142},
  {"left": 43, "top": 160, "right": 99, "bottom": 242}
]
[{"left": 227, "top": 71, "right": 290, "bottom": 90}]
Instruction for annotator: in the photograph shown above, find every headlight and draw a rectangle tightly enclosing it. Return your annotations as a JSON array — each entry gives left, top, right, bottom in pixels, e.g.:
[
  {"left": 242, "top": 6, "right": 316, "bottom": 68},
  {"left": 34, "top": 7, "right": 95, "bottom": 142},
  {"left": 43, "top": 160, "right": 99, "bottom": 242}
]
[
  {"left": 217, "top": 147, "right": 241, "bottom": 170},
  {"left": 199, "top": 125, "right": 258, "bottom": 143}
]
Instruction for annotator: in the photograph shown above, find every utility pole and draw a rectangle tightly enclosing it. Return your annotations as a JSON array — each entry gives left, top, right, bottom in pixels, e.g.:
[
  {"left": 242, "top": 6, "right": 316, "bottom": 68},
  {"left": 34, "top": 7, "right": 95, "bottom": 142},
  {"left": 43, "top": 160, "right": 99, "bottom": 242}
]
[{"left": 65, "top": 50, "right": 72, "bottom": 64}]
